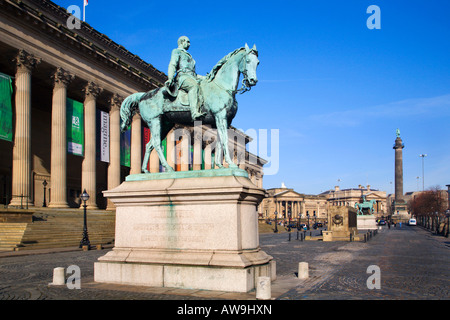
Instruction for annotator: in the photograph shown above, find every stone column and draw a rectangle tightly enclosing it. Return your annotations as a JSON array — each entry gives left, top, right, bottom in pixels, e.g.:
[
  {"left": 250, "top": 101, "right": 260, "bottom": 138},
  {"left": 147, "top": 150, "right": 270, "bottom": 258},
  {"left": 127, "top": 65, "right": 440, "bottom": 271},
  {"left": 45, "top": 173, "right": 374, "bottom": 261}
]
[
  {"left": 81, "top": 82, "right": 102, "bottom": 209},
  {"left": 180, "top": 129, "right": 190, "bottom": 172},
  {"left": 193, "top": 132, "right": 202, "bottom": 171},
  {"left": 107, "top": 94, "right": 122, "bottom": 210},
  {"left": 166, "top": 130, "right": 175, "bottom": 170},
  {"left": 130, "top": 114, "right": 142, "bottom": 175},
  {"left": 49, "top": 68, "right": 74, "bottom": 208},
  {"left": 204, "top": 140, "right": 213, "bottom": 170},
  {"left": 394, "top": 136, "right": 405, "bottom": 202},
  {"left": 149, "top": 149, "right": 160, "bottom": 173},
  {"left": 10, "top": 50, "right": 41, "bottom": 207}
]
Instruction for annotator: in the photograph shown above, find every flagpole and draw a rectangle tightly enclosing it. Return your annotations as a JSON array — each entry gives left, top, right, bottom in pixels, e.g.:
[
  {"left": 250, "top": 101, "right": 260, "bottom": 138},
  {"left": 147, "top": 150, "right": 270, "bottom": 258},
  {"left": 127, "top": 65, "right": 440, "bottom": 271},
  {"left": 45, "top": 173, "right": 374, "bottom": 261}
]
[{"left": 83, "top": 2, "right": 86, "bottom": 22}]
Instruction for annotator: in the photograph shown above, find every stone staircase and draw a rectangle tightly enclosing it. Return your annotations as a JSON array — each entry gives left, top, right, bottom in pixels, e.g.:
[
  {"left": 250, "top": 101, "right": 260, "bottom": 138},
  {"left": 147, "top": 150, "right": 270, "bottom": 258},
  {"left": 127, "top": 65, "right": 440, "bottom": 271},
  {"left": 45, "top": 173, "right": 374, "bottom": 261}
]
[
  {"left": 0, "top": 209, "right": 115, "bottom": 251},
  {"left": 0, "top": 223, "right": 28, "bottom": 251}
]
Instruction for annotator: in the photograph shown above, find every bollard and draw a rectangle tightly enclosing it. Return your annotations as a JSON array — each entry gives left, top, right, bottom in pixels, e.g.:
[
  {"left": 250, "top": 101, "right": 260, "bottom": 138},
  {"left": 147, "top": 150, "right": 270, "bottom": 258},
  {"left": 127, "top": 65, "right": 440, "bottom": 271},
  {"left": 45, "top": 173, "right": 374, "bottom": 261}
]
[
  {"left": 50, "top": 267, "right": 65, "bottom": 286},
  {"left": 256, "top": 277, "right": 271, "bottom": 300},
  {"left": 288, "top": 232, "right": 291, "bottom": 241},
  {"left": 296, "top": 231, "right": 299, "bottom": 240},
  {"left": 298, "top": 262, "right": 309, "bottom": 279}
]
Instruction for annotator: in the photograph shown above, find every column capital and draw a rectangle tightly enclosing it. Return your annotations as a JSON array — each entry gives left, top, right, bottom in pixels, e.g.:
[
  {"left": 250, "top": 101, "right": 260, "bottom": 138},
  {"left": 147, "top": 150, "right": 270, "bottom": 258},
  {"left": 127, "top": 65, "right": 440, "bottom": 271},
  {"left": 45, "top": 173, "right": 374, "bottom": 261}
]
[
  {"left": 83, "top": 81, "right": 103, "bottom": 100},
  {"left": 15, "top": 49, "right": 41, "bottom": 73},
  {"left": 53, "top": 67, "right": 75, "bottom": 88},
  {"left": 109, "top": 93, "right": 123, "bottom": 111}
]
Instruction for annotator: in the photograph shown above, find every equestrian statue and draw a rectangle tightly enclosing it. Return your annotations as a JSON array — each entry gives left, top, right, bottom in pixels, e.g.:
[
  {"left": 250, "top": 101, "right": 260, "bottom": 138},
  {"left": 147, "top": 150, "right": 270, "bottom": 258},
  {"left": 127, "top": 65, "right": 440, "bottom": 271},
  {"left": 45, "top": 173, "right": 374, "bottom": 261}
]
[
  {"left": 354, "top": 195, "right": 377, "bottom": 215},
  {"left": 120, "top": 36, "right": 259, "bottom": 173}
]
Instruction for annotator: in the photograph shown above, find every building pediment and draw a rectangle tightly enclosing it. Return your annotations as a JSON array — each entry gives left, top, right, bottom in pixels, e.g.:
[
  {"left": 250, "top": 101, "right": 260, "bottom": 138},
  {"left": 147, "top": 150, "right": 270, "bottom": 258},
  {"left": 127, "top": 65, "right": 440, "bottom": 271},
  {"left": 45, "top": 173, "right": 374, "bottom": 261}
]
[{"left": 273, "top": 190, "right": 303, "bottom": 199}]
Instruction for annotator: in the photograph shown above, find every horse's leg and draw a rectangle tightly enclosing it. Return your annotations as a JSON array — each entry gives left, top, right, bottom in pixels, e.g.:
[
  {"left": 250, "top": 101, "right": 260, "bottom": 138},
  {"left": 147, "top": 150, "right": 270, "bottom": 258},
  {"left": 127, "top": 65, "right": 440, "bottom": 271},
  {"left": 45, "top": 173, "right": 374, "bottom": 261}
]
[
  {"left": 141, "top": 139, "right": 153, "bottom": 173},
  {"left": 215, "top": 133, "right": 223, "bottom": 168},
  {"left": 215, "top": 111, "right": 238, "bottom": 169},
  {"left": 149, "top": 118, "right": 174, "bottom": 172}
]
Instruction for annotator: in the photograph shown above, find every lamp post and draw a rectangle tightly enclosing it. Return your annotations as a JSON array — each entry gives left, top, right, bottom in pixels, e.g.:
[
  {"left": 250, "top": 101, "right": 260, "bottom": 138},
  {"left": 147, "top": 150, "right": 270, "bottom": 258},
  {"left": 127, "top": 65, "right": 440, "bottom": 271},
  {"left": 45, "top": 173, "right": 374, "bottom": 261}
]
[
  {"left": 42, "top": 180, "right": 48, "bottom": 208},
  {"left": 274, "top": 211, "right": 278, "bottom": 233},
  {"left": 446, "top": 185, "right": 450, "bottom": 237},
  {"left": 307, "top": 213, "right": 310, "bottom": 230},
  {"left": 288, "top": 210, "right": 292, "bottom": 232},
  {"left": 419, "top": 154, "right": 427, "bottom": 191},
  {"left": 79, "top": 189, "right": 91, "bottom": 249}
]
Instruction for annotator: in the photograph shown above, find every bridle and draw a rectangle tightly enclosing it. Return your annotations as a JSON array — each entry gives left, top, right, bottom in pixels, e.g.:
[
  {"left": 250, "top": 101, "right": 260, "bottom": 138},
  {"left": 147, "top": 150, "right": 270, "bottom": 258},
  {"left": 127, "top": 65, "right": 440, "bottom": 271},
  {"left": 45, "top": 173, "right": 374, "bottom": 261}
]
[
  {"left": 212, "top": 49, "right": 257, "bottom": 96},
  {"left": 237, "top": 49, "right": 258, "bottom": 94}
]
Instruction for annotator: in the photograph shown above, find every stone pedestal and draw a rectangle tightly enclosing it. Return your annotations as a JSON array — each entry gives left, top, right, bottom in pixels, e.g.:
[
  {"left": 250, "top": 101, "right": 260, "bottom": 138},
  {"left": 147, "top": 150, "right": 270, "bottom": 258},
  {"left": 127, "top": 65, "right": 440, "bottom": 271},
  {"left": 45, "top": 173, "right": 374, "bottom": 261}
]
[
  {"left": 327, "top": 207, "right": 358, "bottom": 241},
  {"left": 392, "top": 201, "right": 410, "bottom": 222},
  {"left": 357, "top": 215, "right": 378, "bottom": 230},
  {"left": 94, "top": 168, "right": 274, "bottom": 293}
]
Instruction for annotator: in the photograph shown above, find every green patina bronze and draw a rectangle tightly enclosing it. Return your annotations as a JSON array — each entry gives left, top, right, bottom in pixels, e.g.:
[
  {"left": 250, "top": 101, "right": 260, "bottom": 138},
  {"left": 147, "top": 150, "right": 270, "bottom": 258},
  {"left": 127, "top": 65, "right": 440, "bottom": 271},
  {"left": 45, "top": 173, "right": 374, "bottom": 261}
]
[
  {"left": 354, "top": 195, "right": 376, "bottom": 216},
  {"left": 120, "top": 37, "right": 259, "bottom": 174},
  {"left": 125, "top": 168, "right": 249, "bottom": 182}
]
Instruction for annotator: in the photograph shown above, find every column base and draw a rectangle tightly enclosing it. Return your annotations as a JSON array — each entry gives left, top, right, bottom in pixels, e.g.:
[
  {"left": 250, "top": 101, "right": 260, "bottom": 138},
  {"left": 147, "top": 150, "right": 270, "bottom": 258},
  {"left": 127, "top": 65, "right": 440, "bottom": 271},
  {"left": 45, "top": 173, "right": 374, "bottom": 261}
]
[
  {"left": 9, "top": 198, "right": 34, "bottom": 208},
  {"left": 48, "top": 202, "right": 69, "bottom": 209}
]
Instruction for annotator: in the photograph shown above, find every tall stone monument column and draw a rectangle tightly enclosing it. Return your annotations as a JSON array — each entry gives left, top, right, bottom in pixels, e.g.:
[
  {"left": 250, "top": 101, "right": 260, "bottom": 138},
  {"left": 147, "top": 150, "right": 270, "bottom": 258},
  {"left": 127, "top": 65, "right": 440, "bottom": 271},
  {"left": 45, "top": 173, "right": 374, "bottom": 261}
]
[
  {"left": 394, "top": 133, "right": 404, "bottom": 203},
  {"left": 81, "top": 82, "right": 102, "bottom": 210},
  {"left": 10, "top": 50, "right": 41, "bottom": 207},
  {"left": 393, "top": 129, "right": 408, "bottom": 219},
  {"left": 107, "top": 94, "right": 122, "bottom": 210},
  {"left": 49, "top": 68, "right": 74, "bottom": 208}
]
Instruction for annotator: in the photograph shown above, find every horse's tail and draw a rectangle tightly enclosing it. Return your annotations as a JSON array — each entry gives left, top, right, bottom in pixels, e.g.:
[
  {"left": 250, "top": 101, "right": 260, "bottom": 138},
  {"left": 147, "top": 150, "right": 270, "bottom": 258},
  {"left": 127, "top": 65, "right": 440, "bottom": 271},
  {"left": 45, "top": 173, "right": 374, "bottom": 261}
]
[{"left": 120, "top": 92, "right": 145, "bottom": 132}]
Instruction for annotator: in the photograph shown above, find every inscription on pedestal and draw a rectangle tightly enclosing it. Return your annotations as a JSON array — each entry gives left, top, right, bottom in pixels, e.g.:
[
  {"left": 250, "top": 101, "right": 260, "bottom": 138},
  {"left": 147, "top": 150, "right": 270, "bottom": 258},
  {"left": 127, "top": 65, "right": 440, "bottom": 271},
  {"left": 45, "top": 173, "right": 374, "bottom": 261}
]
[{"left": 118, "top": 208, "right": 219, "bottom": 249}]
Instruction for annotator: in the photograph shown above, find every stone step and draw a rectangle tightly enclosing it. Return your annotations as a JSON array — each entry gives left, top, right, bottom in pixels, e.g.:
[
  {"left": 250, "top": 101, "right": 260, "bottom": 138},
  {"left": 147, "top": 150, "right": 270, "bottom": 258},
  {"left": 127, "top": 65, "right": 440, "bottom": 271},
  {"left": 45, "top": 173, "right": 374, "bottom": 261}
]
[
  {"left": 0, "top": 210, "right": 116, "bottom": 251},
  {"left": 0, "top": 223, "right": 28, "bottom": 251}
]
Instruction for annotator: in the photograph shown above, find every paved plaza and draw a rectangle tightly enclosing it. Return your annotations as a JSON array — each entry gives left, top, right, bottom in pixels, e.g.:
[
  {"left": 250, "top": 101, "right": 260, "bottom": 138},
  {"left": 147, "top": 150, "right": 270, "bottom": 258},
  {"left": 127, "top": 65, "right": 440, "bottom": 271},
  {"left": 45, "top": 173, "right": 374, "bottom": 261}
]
[{"left": 0, "top": 225, "right": 448, "bottom": 301}]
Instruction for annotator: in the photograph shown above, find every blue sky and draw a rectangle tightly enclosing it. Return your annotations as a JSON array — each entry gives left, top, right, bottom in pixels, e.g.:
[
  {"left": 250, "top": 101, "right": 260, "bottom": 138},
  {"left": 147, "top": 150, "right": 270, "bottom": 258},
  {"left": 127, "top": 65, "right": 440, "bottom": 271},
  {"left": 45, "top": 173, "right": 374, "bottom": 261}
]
[{"left": 56, "top": 0, "right": 450, "bottom": 195}]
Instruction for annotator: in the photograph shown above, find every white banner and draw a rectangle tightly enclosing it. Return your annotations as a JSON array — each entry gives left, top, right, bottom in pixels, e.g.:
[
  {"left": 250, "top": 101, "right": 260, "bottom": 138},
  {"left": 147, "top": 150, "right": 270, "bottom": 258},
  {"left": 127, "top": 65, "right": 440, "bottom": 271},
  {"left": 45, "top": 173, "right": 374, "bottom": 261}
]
[{"left": 99, "top": 110, "right": 110, "bottom": 163}]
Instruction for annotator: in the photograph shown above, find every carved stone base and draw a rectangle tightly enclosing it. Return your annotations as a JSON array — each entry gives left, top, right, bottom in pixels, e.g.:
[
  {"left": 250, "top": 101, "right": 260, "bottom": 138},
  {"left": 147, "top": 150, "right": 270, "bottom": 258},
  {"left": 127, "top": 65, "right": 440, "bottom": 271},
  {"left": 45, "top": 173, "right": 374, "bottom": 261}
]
[
  {"left": 94, "top": 169, "right": 274, "bottom": 293},
  {"left": 357, "top": 215, "right": 378, "bottom": 230}
]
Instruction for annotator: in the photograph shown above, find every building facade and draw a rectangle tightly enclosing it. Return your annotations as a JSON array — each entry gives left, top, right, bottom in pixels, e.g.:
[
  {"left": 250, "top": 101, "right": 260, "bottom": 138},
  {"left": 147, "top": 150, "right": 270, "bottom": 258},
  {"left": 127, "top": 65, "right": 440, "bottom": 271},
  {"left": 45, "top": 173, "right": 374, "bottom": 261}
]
[
  {"left": 0, "top": 0, "right": 265, "bottom": 211},
  {"left": 260, "top": 183, "right": 388, "bottom": 223},
  {"left": 260, "top": 184, "right": 328, "bottom": 223},
  {"left": 321, "top": 185, "right": 387, "bottom": 217}
]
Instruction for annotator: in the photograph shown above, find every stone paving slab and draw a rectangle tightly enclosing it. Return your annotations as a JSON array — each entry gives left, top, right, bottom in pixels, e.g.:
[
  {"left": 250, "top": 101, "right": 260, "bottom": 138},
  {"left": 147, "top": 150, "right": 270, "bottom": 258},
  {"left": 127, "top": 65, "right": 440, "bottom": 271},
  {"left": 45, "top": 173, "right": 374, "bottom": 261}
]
[{"left": 0, "top": 225, "right": 448, "bottom": 301}]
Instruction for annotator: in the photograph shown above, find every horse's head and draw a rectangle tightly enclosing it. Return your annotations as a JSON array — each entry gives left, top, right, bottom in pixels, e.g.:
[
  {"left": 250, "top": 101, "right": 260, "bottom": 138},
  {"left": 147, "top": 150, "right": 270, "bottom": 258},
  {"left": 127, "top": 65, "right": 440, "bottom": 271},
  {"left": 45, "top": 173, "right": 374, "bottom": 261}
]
[{"left": 240, "top": 43, "right": 259, "bottom": 88}]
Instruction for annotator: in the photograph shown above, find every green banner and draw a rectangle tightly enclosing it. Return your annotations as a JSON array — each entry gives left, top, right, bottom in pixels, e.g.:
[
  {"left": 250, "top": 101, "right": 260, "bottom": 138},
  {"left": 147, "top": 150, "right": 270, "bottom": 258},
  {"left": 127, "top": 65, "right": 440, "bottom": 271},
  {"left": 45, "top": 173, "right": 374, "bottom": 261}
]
[
  {"left": 67, "top": 98, "right": 84, "bottom": 156},
  {"left": 0, "top": 74, "right": 13, "bottom": 142},
  {"left": 160, "top": 138, "right": 167, "bottom": 172},
  {"left": 120, "top": 129, "right": 131, "bottom": 167}
]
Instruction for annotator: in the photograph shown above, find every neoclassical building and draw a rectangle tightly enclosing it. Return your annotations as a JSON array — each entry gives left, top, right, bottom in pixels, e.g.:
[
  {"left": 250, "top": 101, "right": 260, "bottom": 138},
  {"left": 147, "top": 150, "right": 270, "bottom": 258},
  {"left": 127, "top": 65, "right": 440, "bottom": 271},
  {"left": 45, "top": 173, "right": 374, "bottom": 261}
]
[
  {"left": 260, "top": 183, "right": 388, "bottom": 222},
  {"left": 260, "top": 183, "right": 328, "bottom": 222},
  {"left": 321, "top": 185, "right": 387, "bottom": 217},
  {"left": 0, "top": 0, "right": 265, "bottom": 211}
]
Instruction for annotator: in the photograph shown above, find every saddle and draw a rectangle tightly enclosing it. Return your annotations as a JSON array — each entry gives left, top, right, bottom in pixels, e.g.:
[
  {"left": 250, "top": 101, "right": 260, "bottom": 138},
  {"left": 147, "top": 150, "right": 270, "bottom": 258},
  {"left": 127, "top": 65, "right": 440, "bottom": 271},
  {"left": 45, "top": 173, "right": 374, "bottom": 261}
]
[{"left": 161, "top": 80, "right": 205, "bottom": 112}]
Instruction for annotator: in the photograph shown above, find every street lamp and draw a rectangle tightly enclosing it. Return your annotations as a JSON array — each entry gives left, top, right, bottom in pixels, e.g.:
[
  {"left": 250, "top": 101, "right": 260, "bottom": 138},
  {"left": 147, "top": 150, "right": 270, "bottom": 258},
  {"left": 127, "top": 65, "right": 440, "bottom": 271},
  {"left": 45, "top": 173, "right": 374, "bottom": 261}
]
[
  {"left": 79, "top": 189, "right": 91, "bottom": 249},
  {"left": 419, "top": 154, "right": 427, "bottom": 191},
  {"left": 274, "top": 211, "right": 278, "bottom": 233},
  {"left": 42, "top": 180, "right": 48, "bottom": 207},
  {"left": 446, "top": 185, "right": 450, "bottom": 238},
  {"left": 307, "top": 212, "right": 310, "bottom": 230},
  {"left": 288, "top": 210, "right": 292, "bottom": 232}
]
